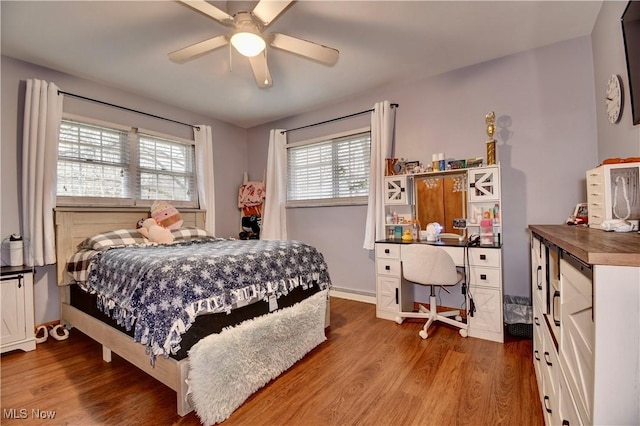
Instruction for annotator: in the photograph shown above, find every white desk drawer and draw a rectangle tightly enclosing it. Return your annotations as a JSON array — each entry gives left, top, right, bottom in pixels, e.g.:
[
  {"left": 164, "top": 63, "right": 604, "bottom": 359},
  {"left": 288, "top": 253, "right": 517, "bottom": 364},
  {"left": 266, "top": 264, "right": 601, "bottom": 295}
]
[
  {"left": 468, "top": 266, "right": 501, "bottom": 288},
  {"left": 376, "top": 243, "right": 400, "bottom": 260},
  {"left": 376, "top": 259, "right": 401, "bottom": 277},
  {"left": 468, "top": 247, "right": 501, "bottom": 268}
]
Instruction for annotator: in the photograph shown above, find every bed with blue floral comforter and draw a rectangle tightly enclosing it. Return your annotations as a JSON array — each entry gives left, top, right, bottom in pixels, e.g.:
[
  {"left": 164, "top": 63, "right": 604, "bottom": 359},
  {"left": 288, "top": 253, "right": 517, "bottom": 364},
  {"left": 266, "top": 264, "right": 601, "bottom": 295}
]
[{"left": 84, "top": 238, "right": 331, "bottom": 363}]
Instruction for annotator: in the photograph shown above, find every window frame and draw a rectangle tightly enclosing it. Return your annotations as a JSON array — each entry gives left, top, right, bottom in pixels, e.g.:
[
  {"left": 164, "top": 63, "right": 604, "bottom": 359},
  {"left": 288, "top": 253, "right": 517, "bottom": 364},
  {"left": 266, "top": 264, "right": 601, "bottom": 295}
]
[
  {"left": 56, "top": 113, "right": 198, "bottom": 208},
  {"left": 285, "top": 127, "right": 371, "bottom": 208}
]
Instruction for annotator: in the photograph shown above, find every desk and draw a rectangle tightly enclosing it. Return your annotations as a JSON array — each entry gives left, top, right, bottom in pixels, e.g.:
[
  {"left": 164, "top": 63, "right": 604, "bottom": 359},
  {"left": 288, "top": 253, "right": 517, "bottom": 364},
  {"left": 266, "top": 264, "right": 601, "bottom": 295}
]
[{"left": 375, "top": 238, "right": 504, "bottom": 343}]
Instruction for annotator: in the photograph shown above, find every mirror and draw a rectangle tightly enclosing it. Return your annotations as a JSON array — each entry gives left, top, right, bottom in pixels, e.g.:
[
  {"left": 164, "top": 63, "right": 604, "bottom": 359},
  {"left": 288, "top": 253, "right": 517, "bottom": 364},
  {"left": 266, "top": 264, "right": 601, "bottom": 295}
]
[{"left": 414, "top": 172, "right": 467, "bottom": 234}]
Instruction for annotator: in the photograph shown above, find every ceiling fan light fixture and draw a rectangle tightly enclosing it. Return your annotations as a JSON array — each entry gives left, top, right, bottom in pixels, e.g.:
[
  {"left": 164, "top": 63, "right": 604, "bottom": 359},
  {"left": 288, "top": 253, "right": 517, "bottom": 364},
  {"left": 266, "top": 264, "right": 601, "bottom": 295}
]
[{"left": 230, "top": 20, "right": 265, "bottom": 57}]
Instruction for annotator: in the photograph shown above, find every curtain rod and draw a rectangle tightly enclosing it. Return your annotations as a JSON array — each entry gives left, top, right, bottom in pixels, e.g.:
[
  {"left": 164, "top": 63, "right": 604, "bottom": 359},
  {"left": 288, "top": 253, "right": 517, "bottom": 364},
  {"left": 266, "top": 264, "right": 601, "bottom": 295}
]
[
  {"left": 57, "top": 90, "right": 200, "bottom": 130},
  {"left": 280, "top": 103, "right": 399, "bottom": 134}
]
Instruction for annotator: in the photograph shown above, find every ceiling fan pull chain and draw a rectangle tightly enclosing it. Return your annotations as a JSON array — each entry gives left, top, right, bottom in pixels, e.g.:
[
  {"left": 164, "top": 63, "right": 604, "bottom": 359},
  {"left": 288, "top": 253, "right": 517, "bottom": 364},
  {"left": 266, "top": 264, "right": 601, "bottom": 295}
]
[{"left": 229, "top": 43, "right": 233, "bottom": 72}]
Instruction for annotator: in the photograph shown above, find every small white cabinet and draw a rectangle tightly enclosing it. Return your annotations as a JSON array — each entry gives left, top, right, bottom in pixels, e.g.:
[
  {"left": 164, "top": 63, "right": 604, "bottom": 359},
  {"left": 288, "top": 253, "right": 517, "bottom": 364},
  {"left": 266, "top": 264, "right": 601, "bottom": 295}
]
[
  {"left": 468, "top": 166, "right": 500, "bottom": 202},
  {"left": 1, "top": 266, "right": 36, "bottom": 353},
  {"left": 384, "top": 175, "right": 409, "bottom": 205}
]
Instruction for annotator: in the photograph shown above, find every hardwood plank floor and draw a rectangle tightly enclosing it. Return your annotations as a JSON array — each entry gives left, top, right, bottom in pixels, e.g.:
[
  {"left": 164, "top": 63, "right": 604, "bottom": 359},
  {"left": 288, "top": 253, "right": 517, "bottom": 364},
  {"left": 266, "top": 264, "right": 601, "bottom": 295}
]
[{"left": 1, "top": 298, "right": 543, "bottom": 425}]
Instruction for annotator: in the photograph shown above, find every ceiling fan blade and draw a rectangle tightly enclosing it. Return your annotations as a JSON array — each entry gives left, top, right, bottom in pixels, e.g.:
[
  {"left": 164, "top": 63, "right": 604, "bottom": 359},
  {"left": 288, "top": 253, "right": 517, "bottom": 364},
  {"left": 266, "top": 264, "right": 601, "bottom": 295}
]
[
  {"left": 269, "top": 33, "right": 339, "bottom": 66},
  {"left": 249, "top": 53, "right": 273, "bottom": 88},
  {"left": 252, "top": 0, "right": 294, "bottom": 27},
  {"left": 177, "top": 0, "right": 233, "bottom": 25},
  {"left": 169, "top": 35, "right": 229, "bottom": 63}
]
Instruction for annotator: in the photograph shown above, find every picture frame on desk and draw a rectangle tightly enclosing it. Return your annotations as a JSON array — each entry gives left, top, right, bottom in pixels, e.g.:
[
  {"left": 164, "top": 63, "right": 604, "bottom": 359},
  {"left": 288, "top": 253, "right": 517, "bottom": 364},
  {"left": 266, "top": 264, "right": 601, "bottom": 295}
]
[
  {"left": 466, "top": 157, "right": 483, "bottom": 168},
  {"left": 404, "top": 161, "right": 419, "bottom": 174}
]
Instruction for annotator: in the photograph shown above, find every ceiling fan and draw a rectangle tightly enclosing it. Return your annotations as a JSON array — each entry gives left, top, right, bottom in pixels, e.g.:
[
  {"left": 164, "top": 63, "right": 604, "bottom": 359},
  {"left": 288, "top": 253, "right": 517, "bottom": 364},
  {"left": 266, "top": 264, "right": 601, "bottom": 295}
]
[{"left": 169, "top": 0, "right": 339, "bottom": 88}]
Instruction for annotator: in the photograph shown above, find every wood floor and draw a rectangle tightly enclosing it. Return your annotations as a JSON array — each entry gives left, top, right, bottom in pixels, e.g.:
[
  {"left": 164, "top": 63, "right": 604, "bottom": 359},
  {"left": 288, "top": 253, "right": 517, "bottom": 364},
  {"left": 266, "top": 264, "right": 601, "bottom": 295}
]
[{"left": 1, "top": 298, "right": 543, "bottom": 426}]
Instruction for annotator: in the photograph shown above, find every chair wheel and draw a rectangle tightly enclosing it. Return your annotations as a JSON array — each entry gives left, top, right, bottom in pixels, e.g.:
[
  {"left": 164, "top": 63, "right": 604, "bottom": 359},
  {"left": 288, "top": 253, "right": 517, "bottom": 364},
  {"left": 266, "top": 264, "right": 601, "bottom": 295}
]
[
  {"left": 459, "top": 329, "right": 468, "bottom": 338},
  {"left": 395, "top": 317, "right": 404, "bottom": 324},
  {"left": 419, "top": 330, "right": 428, "bottom": 339},
  {"left": 455, "top": 315, "right": 462, "bottom": 321}
]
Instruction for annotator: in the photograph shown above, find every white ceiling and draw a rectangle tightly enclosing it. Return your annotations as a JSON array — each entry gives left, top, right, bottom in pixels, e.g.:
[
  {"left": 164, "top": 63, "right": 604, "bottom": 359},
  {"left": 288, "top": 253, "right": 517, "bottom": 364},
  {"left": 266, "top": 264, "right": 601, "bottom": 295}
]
[{"left": 1, "top": 1, "right": 602, "bottom": 128}]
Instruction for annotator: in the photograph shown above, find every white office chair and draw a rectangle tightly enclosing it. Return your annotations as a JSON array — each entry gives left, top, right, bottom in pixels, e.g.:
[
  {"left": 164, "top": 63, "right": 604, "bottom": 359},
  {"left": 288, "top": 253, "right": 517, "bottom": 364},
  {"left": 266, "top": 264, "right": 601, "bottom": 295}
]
[{"left": 396, "top": 244, "right": 468, "bottom": 339}]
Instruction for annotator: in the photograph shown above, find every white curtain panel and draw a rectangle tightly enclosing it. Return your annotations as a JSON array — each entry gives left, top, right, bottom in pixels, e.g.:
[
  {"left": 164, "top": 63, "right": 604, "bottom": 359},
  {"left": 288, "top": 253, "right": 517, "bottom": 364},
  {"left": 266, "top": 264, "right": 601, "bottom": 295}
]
[
  {"left": 261, "top": 129, "right": 287, "bottom": 240},
  {"left": 21, "top": 79, "right": 63, "bottom": 266},
  {"left": 363, "top": 101, "right": 395, "bottom": 250},
  {"left": 194, "top": 125, "right": 216, "bottom": 236}
]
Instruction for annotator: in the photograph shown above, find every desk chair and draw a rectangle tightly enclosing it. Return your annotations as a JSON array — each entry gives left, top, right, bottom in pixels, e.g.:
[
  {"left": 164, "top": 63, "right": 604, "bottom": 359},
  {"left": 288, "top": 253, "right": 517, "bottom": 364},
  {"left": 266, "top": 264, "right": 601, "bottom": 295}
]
[{"left": 397, "top": 244, "right": 468, "bottom": 339}]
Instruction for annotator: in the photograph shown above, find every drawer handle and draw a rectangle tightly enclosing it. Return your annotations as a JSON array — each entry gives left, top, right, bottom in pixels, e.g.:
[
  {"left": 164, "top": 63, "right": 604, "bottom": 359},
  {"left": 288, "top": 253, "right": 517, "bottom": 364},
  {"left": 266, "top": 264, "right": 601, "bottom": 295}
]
[
  {"left": 385, "top": 265, "right": 390, "bottom": 271},
  {"left": 480, "top": 274, "right": 487, "bottom": 280},
  {"left": 544, "top": 351, "right": 552, "bottom": 366},
  {"left": 534, "top": 317, "right": 540, "bottom": 326},
  {"left": 385, "top": 248, "right": 390, "bottom": 254},
  {"left": 395, "top": 288, "right": 399, "bottom": 304},
  {"left": 534, "top": 350, "right": 540, "bottom": 361},
  {"left": 562, "top": 421, "right": 570, "bottom": 426},
  {"left": 543, "top": 396, "right": 552, "bottom": 414},
  {"left": 480, "top": 254, "right": 486, "bottom": 260}
]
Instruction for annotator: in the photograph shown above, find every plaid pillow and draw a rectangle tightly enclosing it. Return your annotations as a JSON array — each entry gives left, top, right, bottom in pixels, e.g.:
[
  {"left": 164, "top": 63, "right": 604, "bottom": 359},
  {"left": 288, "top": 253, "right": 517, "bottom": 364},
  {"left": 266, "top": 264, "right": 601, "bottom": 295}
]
[
  {"left": 65, "top": 249, "right": 99, "bottom": 283},
  {"left": 77, "top": 229, "right": 149, "bottom": 251},
  {"left": 170, "top": 227, "right": 212, "bottom": 241}
]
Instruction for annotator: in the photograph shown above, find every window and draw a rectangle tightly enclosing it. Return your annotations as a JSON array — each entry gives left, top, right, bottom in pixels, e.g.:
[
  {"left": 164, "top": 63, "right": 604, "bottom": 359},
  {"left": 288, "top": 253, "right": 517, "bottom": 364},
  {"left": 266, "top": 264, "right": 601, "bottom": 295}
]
[
  {"left": 286, "top": 129, "right": 370, "bottom": 207},
  {"left": 57, "top": 116, "right": 197, "bottom": 207}
]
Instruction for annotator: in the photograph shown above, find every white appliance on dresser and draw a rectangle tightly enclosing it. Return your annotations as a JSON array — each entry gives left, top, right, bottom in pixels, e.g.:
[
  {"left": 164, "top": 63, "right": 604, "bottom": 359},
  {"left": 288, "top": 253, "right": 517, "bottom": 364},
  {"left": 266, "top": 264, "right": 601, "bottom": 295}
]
[
  {"left": 530, "top": 226, "right": 640, "bottom": 426},
  {"left": 586, "top": 162, "right": 640, "bottom": 229},
  {"left": 375, "top": 165, "right": 504, "bottom": 343}
]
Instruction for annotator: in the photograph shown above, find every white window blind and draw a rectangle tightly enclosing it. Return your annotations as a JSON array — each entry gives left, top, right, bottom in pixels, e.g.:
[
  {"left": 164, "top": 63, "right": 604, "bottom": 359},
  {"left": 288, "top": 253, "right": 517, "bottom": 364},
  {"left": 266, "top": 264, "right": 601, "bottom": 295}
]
[
  {"left": 138, "top": 134, "right": 195, "bottom": 202},
  {"left": 57, "top": 120, "right": 131, "bottom": 198},
  {"left": 57, "top": 117, "right": 197, "bottom": 207},
  {"left": 287, "top": 130, "right": 370, "bottom": 205}
]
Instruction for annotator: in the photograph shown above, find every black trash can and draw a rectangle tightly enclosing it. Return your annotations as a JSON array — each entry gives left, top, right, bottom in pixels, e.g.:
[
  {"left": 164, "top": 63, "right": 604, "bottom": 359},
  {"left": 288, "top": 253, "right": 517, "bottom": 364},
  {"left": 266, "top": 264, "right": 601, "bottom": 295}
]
[{"left": 504, "top": 295, "right": 533, "bottom": 339}]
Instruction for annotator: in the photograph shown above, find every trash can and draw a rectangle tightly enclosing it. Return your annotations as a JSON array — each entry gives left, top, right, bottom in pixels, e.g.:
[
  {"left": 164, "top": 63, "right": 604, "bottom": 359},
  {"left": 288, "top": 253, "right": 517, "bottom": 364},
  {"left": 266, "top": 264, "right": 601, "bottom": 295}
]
[{"left": 504, "top": 295, "right": 533, "bottom": 339}]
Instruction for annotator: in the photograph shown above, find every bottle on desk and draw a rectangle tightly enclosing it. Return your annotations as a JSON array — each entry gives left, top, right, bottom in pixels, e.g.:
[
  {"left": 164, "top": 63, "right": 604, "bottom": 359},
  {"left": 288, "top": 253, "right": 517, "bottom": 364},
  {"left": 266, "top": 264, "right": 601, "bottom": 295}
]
[{"left": 411, "top": 219, "right": 421, "bottom": 241}]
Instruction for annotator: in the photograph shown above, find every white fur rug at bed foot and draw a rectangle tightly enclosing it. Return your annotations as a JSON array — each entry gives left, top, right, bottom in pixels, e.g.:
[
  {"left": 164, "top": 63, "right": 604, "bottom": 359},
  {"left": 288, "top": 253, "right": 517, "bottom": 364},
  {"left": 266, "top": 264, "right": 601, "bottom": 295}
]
[{"left": 187, "top": 289, "right": 328, "bottom": 425}]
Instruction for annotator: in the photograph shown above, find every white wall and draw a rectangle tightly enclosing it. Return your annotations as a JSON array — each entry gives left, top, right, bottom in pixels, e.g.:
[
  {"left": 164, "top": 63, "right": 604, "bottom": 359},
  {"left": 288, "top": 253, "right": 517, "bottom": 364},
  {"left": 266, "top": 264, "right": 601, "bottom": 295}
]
[
  {"left": 247, "top": 36, "right": 600, "bottom": 307},
  {"left": 592, "top": 0, "right": 640, "bottom": 158},
  {"left": 1, "top": 56, "right": 248, "bottom": 324}
]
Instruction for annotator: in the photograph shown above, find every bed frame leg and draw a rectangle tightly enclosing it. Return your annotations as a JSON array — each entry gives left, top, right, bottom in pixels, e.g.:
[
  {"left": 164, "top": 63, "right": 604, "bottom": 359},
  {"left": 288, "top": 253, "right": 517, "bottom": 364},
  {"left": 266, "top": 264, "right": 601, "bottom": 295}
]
[
  {"left": 177, "top": 360, "right": 193, "bottom": 416},
  {"left": 102, "top": 346, "right": 112, "bottom": 363}
]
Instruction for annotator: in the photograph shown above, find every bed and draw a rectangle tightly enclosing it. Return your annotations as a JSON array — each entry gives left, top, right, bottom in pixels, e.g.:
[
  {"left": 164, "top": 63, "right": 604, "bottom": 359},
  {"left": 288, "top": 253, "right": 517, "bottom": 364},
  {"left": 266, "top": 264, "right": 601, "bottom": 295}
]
[{"left": 54, "top": 207, "right": 331, "bottom": 419}]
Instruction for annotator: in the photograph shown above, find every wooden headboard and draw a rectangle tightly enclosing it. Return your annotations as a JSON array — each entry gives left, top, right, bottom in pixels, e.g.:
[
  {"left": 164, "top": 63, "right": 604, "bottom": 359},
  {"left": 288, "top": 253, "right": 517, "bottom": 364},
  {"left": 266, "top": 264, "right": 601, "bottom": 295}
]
[{"left": 54, "top": 207, "right": 206, "bottom": 285}]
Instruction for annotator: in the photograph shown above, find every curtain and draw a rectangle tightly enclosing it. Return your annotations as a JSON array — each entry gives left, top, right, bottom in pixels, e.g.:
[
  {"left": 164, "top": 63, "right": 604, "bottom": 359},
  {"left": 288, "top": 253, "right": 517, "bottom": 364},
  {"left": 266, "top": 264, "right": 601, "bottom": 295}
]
[
  {"left": 363, "top": 101, "right": 395, "bottom": 250},
  {"left": 261, "top": 129, "right": 287, "bottom": 240},
  {"left": 21, "top": 79, "right": 63, "bottom": 266},
  {"left": 194, "top": 125, "right": 216, "bottom": 236}
]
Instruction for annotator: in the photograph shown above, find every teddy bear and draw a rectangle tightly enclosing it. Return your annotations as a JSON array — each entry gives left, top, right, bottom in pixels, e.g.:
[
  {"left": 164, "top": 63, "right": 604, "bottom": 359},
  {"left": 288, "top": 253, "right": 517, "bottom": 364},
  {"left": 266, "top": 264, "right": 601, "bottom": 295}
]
[{"left": 137, "top": 218, "right": 174, "bottom": 244}]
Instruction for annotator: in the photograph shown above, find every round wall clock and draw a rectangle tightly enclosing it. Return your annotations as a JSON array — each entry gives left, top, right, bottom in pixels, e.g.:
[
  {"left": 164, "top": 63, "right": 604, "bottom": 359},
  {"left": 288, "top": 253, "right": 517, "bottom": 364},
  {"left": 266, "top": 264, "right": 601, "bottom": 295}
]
[{"left": 605, "top": 74, "right": 623, "bottom": 124}]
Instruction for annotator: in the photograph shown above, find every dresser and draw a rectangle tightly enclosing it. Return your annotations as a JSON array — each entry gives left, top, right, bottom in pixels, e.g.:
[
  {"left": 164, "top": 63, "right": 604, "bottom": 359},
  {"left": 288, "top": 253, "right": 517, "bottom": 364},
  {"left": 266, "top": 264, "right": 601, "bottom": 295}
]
[
  {"left": 1, "top": 266, "right": 36, "bottom": 353},
  {"left": 529, "top": 225, "right": 640, "bottom": 425}
]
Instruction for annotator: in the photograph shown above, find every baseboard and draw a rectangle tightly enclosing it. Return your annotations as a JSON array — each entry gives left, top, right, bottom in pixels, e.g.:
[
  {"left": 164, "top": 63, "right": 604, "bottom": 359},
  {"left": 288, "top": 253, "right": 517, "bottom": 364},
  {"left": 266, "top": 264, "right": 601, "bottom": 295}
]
[
  {"left": 330, "top": 287, "right": 375, "bottom": 304},
  {"left": 36, "top": 320, "right": 60, "bottom": 329}
]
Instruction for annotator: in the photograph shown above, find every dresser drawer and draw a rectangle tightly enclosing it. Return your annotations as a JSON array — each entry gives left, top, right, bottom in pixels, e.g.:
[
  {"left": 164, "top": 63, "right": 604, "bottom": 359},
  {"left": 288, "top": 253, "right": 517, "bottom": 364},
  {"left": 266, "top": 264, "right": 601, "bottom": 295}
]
[
  {"left": 468, "top": 247, "right": 501, "bottom": 268},
  {"left": 376, "top": 259, "right": 401, "bottom": 277},
  {"left": 468, "top": 266, "right": 501, "bottom": 288},
  {"left": 376, "top": 243, "right": 400, "bottom": 260}
]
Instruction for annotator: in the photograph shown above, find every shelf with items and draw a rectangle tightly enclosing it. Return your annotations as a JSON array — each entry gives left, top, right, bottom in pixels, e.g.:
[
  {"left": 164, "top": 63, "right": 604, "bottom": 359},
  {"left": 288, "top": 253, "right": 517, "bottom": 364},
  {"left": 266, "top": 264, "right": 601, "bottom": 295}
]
[{"left": 384, "top": 175, "right": 415, "bottom": 240}]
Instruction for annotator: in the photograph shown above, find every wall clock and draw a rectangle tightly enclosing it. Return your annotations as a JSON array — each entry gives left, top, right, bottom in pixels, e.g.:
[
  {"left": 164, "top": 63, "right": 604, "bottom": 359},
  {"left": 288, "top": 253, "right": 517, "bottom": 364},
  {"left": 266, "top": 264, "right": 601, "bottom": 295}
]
[{"left": 605, "top": 74, "right": 623, "bottom": 124}]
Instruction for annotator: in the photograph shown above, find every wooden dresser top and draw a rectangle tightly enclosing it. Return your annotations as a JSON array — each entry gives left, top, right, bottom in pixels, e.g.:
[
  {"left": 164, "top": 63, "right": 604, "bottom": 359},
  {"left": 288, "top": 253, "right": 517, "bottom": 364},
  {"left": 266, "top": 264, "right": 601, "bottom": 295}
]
[{"left": 529, "top": 225, "right": 640, "bottom": 267}]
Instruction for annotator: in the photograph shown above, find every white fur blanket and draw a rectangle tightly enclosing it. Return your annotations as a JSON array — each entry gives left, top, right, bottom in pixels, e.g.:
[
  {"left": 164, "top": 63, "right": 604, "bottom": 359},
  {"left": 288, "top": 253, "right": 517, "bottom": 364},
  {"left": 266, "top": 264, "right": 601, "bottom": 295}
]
[{"left": 188, "top": 290, "right": 328, "bottom": 425}]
